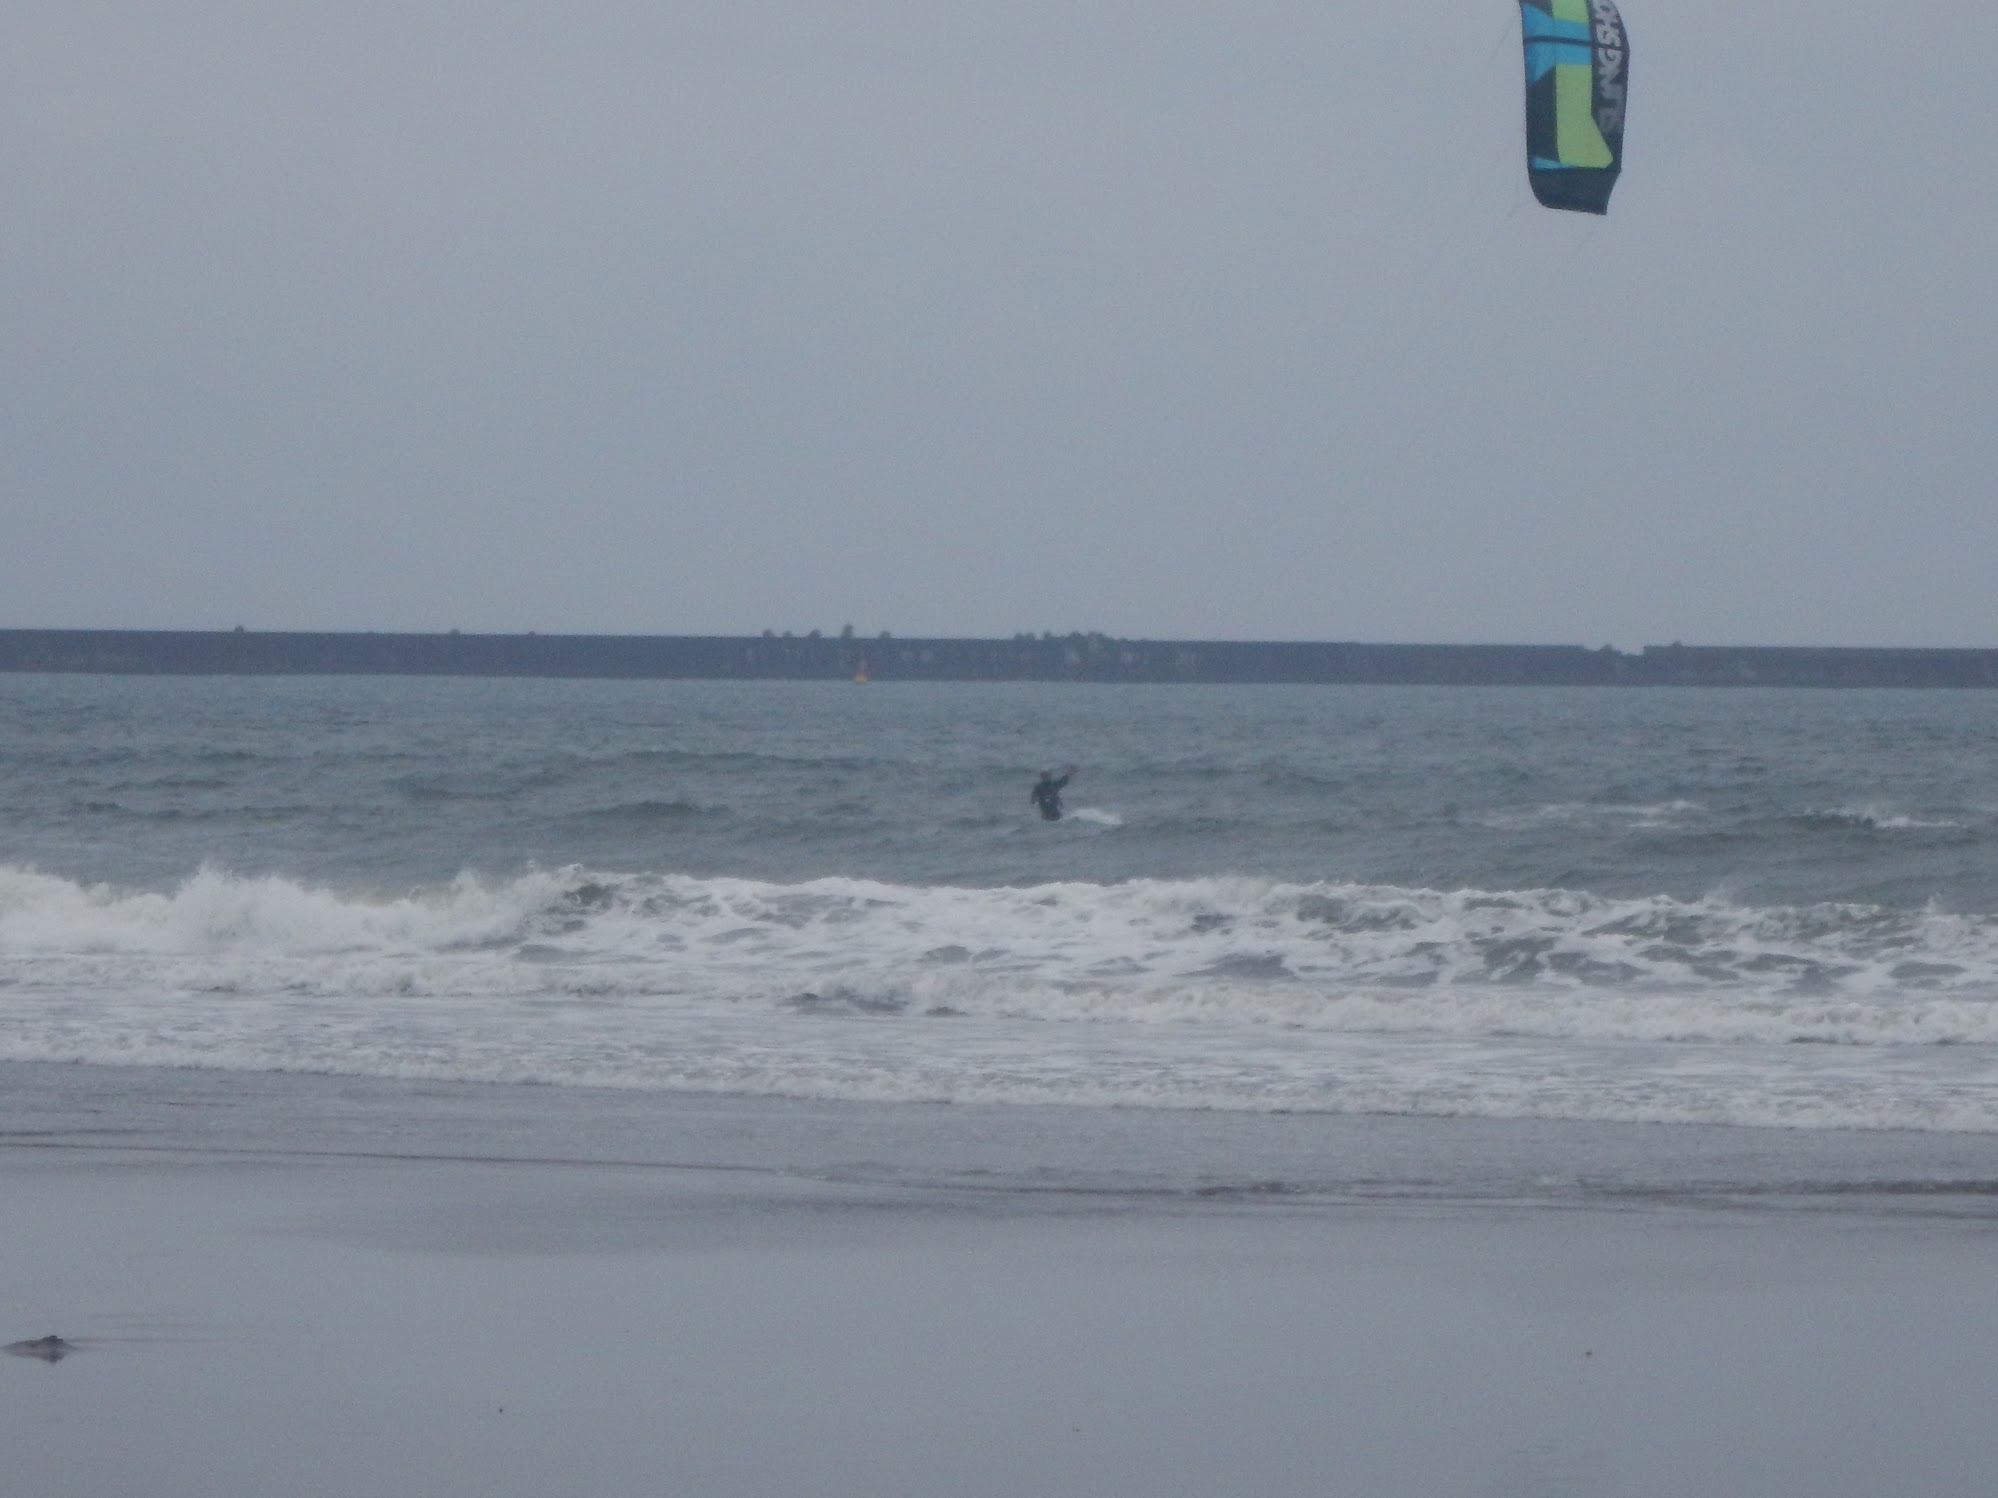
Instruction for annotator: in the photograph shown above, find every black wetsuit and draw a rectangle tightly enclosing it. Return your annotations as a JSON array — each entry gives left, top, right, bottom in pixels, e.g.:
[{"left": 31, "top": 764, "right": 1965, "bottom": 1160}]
[{"left": 1030, "top": 773, "right": 1070, "bottom": 821}]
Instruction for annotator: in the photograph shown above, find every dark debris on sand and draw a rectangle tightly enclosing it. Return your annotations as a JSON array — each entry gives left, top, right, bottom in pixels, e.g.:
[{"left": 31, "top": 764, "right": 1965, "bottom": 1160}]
[{"left": 6, "top": 1335, "right": 77, "bottom": 1363}]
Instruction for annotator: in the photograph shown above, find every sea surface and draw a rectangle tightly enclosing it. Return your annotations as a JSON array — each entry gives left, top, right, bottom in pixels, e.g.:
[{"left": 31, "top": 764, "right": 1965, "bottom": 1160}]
[{"left": 6, "top": 673, "right": 1998, "bottom": 1152}]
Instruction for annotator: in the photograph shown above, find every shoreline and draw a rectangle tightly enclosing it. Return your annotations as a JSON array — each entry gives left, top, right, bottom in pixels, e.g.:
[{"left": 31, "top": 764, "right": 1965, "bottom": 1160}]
[
  {"left": 6, "top": 1064, "right": 1998, "bottom": 1496},
  {"left": 9, "top": 1059, "right": 1998, "bottom": 1211}
]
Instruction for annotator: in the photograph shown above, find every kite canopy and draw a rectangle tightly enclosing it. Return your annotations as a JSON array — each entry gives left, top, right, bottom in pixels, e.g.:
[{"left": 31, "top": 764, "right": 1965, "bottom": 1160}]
[{"left": 1519, "top": 0, "right": 1628, "bottom": 214}]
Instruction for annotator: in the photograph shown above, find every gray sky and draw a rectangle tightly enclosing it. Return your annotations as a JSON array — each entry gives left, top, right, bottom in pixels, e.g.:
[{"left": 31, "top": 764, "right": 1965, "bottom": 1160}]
[{"left": 5, "top": 3, "right": 1993, "bottom": 646}]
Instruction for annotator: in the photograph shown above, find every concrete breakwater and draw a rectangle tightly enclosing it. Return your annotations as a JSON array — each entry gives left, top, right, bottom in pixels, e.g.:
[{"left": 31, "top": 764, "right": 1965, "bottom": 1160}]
[{"left": 5, "top": 629, "right": 1998, "bottom": 687}]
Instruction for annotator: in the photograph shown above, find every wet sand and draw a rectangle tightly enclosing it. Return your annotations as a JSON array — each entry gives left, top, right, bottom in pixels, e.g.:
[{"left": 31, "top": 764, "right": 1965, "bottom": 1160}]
[{"left": 6, "top": 1066, "right": 1998, "bottom": 1498}]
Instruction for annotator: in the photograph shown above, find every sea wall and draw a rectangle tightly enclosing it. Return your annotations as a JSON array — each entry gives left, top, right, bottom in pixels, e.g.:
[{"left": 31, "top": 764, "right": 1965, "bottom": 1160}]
[{"left": 4, "top": 629, "right": 1998, "bottom": 687}]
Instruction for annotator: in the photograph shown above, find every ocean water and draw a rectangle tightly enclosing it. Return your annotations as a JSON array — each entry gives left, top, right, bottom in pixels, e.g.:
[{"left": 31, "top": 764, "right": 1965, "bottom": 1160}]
[{"left": 6, "top": 673, "right": 1998, "bottom": 1139}]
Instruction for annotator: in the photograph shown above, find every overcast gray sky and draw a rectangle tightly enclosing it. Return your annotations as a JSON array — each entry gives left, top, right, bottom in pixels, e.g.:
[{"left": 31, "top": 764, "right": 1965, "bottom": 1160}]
[{"left": 5, "top": 3, "right": 1992, "bottom": 646}]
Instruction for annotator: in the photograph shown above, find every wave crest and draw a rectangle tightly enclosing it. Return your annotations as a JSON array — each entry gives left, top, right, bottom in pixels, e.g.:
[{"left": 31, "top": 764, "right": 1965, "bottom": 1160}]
[
  {"left": 7, "top": 863, "right": 1998, "bottom": 1129},
  {"left": 6, "top": 862, "right": 1998, "bottom": 1026}
]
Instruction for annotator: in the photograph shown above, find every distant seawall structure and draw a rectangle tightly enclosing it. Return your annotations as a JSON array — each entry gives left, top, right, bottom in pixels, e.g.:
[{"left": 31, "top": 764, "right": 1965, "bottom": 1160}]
[{"left": 6, "top": 630, "right": 1998, "bottom": 687}]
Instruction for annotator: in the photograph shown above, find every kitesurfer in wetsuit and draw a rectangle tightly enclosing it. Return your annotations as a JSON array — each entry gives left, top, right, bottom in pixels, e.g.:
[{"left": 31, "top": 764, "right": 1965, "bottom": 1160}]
[{"left": 1031, "top": 766, "right": 1077, "bottom": 821}]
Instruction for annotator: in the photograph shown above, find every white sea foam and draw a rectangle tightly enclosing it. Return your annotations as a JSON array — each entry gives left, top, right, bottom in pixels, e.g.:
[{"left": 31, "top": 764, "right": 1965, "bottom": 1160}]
[
  {"left": 1480, "top": 799, "right": 1707, "bottom": 831},
  {"left": 1816, "top": 804, "right": 1964, "bottom": 831},
  {"left": 6, "top": 863, "right": 1998, "bottom": 1130}
]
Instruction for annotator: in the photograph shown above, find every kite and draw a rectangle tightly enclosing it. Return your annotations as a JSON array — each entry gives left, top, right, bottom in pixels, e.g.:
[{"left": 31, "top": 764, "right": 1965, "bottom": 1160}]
[{"left": 1519, "top": 0, "right": 1628, "bottom": 214}]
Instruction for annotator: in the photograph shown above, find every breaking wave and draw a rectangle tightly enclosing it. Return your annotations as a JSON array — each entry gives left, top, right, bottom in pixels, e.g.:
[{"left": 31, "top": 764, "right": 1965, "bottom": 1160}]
[{"left": 6, "top": 863, "right": 1998, "bottom": 1129}]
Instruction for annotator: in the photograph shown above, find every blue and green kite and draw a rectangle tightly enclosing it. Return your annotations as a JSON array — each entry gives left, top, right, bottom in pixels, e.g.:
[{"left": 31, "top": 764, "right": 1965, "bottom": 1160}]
[{"left": 1519, "top": 0, "right": 1629, "bottom": 213}]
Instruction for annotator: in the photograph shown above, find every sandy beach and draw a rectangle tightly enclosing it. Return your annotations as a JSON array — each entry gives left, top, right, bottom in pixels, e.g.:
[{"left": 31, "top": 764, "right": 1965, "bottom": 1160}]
[{"left": 4, "top": 1062, "right": 1997, "bottom": 1498}]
